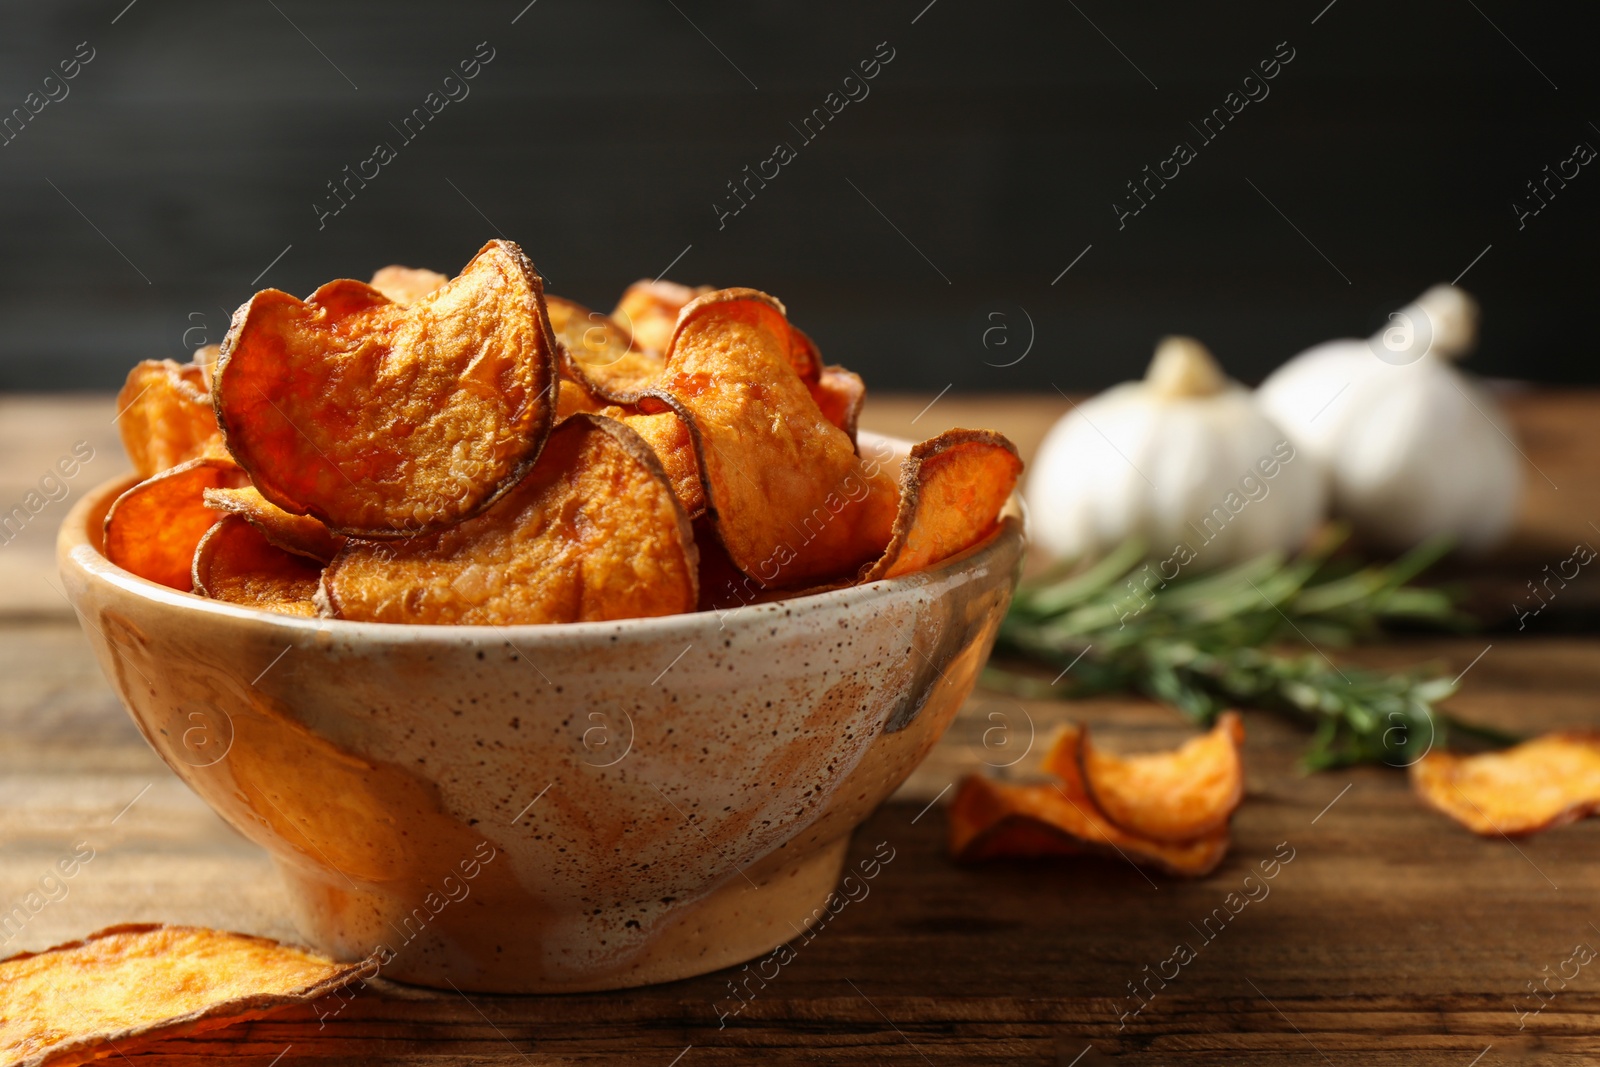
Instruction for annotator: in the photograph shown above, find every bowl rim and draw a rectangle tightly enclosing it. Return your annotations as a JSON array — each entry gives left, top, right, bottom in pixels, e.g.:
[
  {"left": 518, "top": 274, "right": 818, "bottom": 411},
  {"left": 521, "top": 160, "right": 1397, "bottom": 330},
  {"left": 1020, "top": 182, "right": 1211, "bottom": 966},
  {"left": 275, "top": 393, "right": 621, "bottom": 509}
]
[{"left": 60, "top": 431, "right": 1025, "bottom": 646}]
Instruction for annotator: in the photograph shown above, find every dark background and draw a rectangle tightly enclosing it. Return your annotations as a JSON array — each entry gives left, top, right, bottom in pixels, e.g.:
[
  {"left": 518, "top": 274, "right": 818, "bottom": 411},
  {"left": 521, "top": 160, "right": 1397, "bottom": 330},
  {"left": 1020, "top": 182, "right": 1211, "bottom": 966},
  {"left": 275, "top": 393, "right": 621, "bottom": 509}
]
[{"left": 1, "top": 0, "right": 1594, "bottom": 393}]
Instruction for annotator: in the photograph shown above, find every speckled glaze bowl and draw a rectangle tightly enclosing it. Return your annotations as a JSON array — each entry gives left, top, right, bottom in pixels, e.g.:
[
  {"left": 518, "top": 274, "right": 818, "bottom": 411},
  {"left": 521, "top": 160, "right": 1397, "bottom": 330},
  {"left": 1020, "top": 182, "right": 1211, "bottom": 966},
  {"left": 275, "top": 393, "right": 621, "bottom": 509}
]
[{"left": 58, "top": 432, "right": 1023, "bottom": 993}]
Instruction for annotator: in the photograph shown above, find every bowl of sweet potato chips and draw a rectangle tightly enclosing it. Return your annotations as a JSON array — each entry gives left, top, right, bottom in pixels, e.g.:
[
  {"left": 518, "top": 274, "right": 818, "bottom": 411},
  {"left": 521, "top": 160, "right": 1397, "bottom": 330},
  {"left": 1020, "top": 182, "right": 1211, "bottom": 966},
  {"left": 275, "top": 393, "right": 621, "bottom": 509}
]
[{"left": 57, "top": 239, "right": 1024, "bottom": 992}]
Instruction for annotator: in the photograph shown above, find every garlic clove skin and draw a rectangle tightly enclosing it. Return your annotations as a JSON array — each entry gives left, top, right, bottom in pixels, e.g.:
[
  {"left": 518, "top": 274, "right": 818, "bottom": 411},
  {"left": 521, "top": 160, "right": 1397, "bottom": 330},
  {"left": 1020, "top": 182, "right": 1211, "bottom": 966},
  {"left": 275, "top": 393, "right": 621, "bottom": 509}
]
[
  {"left": 1252, "top": 339, "right": 1372, "bottom": 467},
  {"left": 1405, "top": 284, "right": 1480, "bottom": 360},
  {"left": 1027, "top": 338, "right": 1326, "bottom": 568},
  {"left": 1257, "top": 284, "right": 1521, "bottom": 555},
  {"left": 1328, "top": 361, "right": 1521, "bottom": 553},
  {"left": 1146, "top": 335, "right": 1228, "bottom": 398}
]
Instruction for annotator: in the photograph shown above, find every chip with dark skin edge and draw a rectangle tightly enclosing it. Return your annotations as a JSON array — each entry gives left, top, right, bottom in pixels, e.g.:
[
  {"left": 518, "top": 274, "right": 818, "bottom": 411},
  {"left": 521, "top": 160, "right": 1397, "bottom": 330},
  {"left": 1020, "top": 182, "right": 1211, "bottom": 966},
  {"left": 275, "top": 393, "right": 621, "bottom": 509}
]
[{"left": 212, "top": 239, "right": 559, "bottom": 538}]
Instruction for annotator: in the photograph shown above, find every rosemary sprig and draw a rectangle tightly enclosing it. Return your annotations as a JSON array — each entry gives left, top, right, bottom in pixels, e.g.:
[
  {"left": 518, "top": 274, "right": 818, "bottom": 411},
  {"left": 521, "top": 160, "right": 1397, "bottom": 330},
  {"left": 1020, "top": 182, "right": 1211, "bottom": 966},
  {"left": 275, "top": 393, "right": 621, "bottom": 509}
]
[{"left": 985, "top": 527, "right": 1518, "bottom": 770}]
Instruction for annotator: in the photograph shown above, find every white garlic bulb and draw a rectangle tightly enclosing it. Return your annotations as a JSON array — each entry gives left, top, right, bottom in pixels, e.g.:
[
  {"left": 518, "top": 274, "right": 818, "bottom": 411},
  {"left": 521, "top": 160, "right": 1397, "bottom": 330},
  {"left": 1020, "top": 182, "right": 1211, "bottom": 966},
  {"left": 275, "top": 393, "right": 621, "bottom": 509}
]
[
  {"left": 1257, "top": 285, "right": 1521, "bottom": 554},
  {"left": 1027, "top": 336, "right": 1326, "bottom": 568}
]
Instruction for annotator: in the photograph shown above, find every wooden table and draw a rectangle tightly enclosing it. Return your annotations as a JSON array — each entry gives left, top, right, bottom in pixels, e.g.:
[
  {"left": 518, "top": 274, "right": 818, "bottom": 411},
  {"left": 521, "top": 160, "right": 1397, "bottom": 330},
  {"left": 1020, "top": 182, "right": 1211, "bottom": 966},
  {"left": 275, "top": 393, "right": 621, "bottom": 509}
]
[{"left": 5, "top": 391, "right": 1600, "bottom": 1065}]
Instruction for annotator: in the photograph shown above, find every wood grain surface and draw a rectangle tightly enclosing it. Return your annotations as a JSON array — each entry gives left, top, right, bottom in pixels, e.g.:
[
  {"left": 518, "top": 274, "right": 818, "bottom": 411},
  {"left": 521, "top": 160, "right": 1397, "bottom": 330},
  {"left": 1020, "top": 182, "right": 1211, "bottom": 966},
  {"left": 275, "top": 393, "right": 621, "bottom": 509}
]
[{"left": 4, "top": 392, "right": 1600, "bottom": 1065}]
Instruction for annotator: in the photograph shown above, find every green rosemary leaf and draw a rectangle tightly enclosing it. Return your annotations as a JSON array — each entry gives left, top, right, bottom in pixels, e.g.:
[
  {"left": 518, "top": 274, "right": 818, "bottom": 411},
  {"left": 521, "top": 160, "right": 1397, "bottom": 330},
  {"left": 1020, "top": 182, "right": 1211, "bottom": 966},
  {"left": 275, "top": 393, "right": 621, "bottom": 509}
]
[{"left": 990, "top": 526, "right": 1509, "bottom": 770}]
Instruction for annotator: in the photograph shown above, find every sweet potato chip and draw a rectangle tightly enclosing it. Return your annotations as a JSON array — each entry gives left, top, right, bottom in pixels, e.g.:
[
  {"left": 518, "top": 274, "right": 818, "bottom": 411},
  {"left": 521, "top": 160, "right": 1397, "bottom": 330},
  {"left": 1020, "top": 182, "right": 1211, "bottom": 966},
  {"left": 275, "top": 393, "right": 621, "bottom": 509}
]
[
  {"left": 203, "top": 485, "right": 345, "bottom": 563},
  {"left": 115, "top": 360, "right": 222, "bottom": 479},
  {"left": 191, "top": 345, "right": 221, "bottom": 391},
  {"left": 214, "top": 239, "right": 559, "bottom": 537},
  {"left": 947, "top": 767, "right": 1229, "bottom": 877},
  {"left": 859, "top": 429, "right": 1021, "bottom": 583},
  {"left": 0, "top": 924, "right": 372, "bottom": 1067},
  {"left": 614, "top": 278, "right": 713, "bottom": 355},
  {"left": 692, "top": 515, "right": 749, "bottom": 612},
  {"left": 614, "top": 282, "right": 821, "bottom": 386},
  {"left": 192, "top": 516, "right": 322, "bottom": 617},
  {"left": 321, "top": 414, "right": 698, "bottom": 625},
  {"left": 106, "top": 249, "right": 1022, "bottom": 625},
  {"left": 1410, "top": 732, "right": 1600, "bottom": 837},
  {"left": 1046, "top": 713, "right": 1247, "bottom": 843},
  {"left": 785, "top": 324, "right": 825, "bottom": 386},
  {"left": 647, "top": 288, "right": 862, "bottom": 587},
  {"left": 811, "top": 364, "right": 866, "bottom": 445},
  {"left": 555, "top": 378, "right": 606, "bottom": 419},
  {"left": 547, "top": 295, "right": 665, "bottom": 402},
  {"left": 771, "top": 456, "right": 903, "bottom": 592},
  {"left": 662, "top": 288, "right": 822, "bottom": 386},
  {"left": 103, "top": 457, "right": 248, "bottom": 590},
  {"left": 368, "top": 264, "right": 448, "bottom": 304},
  {"left": 620, "top": 410, "right": 705, "bottom": 518},
  {"left": 954, "top": 816, "right": 1087, "bottom": 863}
]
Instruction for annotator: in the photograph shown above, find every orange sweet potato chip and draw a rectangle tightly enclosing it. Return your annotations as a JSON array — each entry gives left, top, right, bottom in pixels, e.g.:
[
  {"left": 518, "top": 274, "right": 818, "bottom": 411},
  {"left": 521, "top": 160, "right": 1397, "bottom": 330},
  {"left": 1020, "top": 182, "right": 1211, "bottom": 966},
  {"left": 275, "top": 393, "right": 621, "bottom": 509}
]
[
  {"left": 555, "top": 378, "right": 606, "bottom": 419},
  {"left": 947, "top": 765, "right": 1229, "bottom": 877},
  {"left": 0, "top": 923, "right": 372, "bottom": 1067},
  {"left": 214, "top": 239, "right": 559, "bottom": 537},
  {"left": 620, "top": 410, "right": 705, "bottom": 518},
  {"left": 191, "top": 345, "right": 222, "bottom": 391},
  {"left": 368, "top": 264, "right": 448, "bottom": 304},
  {"left": 859, "top": 429, "right": 1021, "bottom": 583},
  {"left": 662, "top": 288, "right": 822, "bottom": 386},
  {"left": 948, "top": 719, "right": 1241, "bottom": 876},
  {"left": 321, "top": 414, "right": 698, "bottom": 625},
  {"left": 1410, "top": 732, "right": 1600, "bottom": 837},
  {"left": 785, "top": 324, "right": 825, "bottom": 386},
  {"left": 104, "top": 246, "right": 1023, "bottom": 626},
  {"left": 951, "top": 811, "right": 1086, "bottom": 863},
  {"left": 1045, "top": 713, "right": 1247, "bottom": 843},
  {"left": 547, "top": 295, "right": 666, "bottom": 403},
  {"left": 614, "top": 278, "right": 713, "bottom": 355},
  {"left": 647, "top": 288, "right": 863, "bottom": 587},
  {"left": 103, "top": 458, "right": 248, "bottom": 590},
  {"left": 192, "top": 516, "right": 322, "bottom": 617},
  {"left": 203, "top": 485, "right": 345, "bottom": 563},
  {"left": 115, "top": 360, "right": 222, "bottom": 479},
  {"left": 770, "top": 456, "right": 903, "bottom": 592},
  {"left": 811, "top": 364, "right": 866, "bottom": 445},
  {"left": 944, "top": 772, "right": 1085, "bottom": 863}
]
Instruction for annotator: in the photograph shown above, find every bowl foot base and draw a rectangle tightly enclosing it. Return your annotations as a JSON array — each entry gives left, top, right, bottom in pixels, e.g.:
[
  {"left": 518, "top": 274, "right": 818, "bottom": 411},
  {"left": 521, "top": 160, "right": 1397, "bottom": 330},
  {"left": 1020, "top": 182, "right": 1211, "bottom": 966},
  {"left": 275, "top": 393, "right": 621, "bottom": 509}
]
[{"left": 277, "top": 835, "right": 852, "bottom": 993}]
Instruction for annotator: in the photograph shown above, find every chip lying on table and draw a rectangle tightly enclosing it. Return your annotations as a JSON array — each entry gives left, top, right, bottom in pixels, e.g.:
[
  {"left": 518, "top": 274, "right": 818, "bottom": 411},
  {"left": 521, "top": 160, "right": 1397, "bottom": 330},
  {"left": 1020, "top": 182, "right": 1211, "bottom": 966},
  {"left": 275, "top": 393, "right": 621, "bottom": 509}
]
[
  {"left": 947, "top": 713, "right": 1246, "bottom": 877},
  {"left": 0, "top": 924, "right": 373, "bottom": 1067},
  {"left": 1410, "top": 731, "right": 1600, "bottom": 837},
  {"left": 107, "top": 238, "right": 1022, "bottom": 625}
]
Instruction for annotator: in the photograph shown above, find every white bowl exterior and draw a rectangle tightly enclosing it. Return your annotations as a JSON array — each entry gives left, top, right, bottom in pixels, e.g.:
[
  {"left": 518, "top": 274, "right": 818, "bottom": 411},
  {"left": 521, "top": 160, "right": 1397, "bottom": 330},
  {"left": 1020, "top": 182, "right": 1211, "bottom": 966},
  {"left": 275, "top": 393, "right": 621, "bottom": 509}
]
[{"left": 57, "top": 432, "right": 1024, "bottom": 991}]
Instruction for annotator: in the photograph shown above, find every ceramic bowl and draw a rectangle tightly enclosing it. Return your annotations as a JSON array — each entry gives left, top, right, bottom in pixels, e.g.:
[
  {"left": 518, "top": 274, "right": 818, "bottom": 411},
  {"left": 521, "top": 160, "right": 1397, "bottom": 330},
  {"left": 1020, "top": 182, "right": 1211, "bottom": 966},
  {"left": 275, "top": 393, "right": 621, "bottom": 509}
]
[{"left": 57, "top": 432, "right": 1023, "bottom": 993}]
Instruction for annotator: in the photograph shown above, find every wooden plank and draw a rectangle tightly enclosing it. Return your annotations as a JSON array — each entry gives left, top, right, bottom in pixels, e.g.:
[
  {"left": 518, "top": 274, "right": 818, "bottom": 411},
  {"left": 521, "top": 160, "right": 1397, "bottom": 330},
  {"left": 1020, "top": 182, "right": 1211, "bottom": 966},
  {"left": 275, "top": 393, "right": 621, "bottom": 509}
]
[
  {"left": 7, "top": 393, "right": 1600, "bottom": 1063},
  {"left": 0, "top": 393, "right": 129, "bottom": 619},
  {"left": 4, "top": 617, "right": 1599, "bottom": 1063}
]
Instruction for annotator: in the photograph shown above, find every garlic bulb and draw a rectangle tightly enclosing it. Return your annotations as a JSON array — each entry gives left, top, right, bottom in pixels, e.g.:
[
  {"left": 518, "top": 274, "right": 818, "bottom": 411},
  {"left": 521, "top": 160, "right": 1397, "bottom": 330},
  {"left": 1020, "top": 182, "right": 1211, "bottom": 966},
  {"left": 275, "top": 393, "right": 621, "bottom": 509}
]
[
  {"left": 1257, "top": 285, "right": 1521, "bottom": 554},
  {"left": 1027, "top": 336, "right": 1326, "bottom": 568}
]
